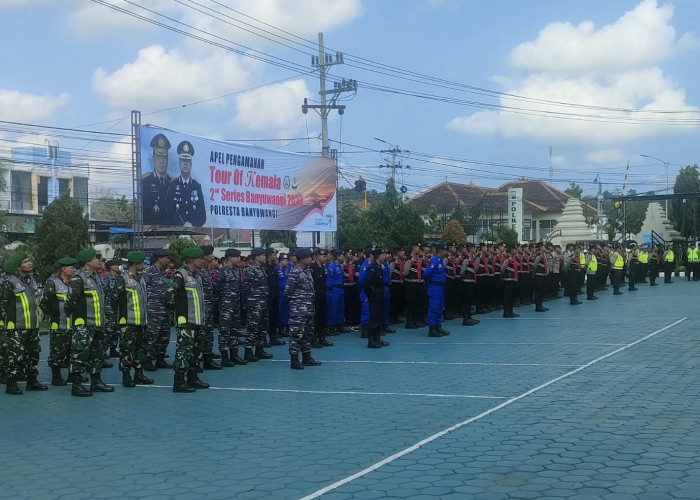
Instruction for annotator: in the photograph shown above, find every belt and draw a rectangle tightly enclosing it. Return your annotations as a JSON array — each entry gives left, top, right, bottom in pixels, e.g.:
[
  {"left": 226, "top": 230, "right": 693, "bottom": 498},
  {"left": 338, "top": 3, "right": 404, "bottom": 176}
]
[
  {"left": 428, "top": 282, "right": 445, "bottom": 287},
  {"left": 405, "top": 279, "right": 422, "bottom": 283},
  {"left": 446, "top": 275, "right": 457, "bottom": 279},
  {"left": 390, "top": 280, "right": 403, "bottom": 284},
  {"left": 462, "top": 279, "right": 476, "bottom": 283},
  {"left": 344, "top": 282, "right": 357, "bottom": 286},
  {"left": 503, "top": 278, "right": 517, "bottom": 282}
]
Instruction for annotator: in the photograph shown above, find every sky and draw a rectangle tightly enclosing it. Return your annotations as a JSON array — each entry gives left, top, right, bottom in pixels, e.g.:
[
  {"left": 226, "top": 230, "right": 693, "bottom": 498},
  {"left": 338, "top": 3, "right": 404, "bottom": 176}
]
[{"left": 1, "top": 0, "right": 699, "bottom": 203}]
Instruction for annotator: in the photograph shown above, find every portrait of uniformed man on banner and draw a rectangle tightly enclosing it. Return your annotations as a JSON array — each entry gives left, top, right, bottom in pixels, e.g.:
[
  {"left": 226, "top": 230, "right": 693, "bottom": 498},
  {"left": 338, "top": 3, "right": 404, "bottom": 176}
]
[
  {"left": 142, "top": 133, "right": 173, "bottom": 225},
  {"left": 167, "top": 140, "right": 206, "bottom": 228}
]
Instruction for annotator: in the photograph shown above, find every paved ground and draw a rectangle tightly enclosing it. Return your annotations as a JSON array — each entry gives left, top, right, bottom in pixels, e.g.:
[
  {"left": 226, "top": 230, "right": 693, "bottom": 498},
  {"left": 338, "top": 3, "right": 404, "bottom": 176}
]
[{"left": 1, "top": 277, "right": 699, "bottom": 499}]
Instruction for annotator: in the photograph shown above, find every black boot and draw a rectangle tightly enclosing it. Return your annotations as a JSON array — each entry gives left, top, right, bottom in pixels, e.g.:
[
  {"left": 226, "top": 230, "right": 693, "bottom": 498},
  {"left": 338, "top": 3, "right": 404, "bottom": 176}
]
[
  {"left": 244, "top": 347, "right": 259, "bottom": 362},
  {"left": 67, "top": 372, "right": 88, "bottom": 384},
  {"left": 5, "top": 376, "right": 22, "bottom": 395},
  {"left": 203, "top": 355, "right": 222, "bottom": 370},
  {"left": 361, "top": 325, "right": 369, "bottom": 338},
  {"left": 122, "top": 370, "right": 136, "bottom": 388},
  {"left": 144, "top": 358, "right": 157, "bottom": 372},
  {"left": 173, "top": 370, "right": 195, "bottom": 393},
  {"left": 319, "top": 337, "right": 334, "bottom": 347},
  {"left": 437, "top": 325, "right": 451, "bottom": 336},
  {"left": 155, "top": 355, "right": 172, "bottom": 369},
  {"left": 90, "top": 373, "right": 115, "bottom": 393},
  {"left": 382, "top": 324, "right": 396, "bottom": 334},
  {"left": 187, "top": 370, "right": 210, "bottom": 389},
  {"left": 375, "top": 335, "right": 390, "bottom": 347},
  {"left": 220, "top": 350, "right": 235, "bottom": 367},
  {"left": 290, "top": 353, "right": 304, "bottom": 370},
  {"left": 255, "top": 347, "right": 273, "bottom": 359},
  {"left": 302, "top": 351, "right": 322, "bottom": 366},
  {"left": 269, "top": 336, "right": 286, "bottom": 346},
  {"left": 326, "top": 326, "right": 339, "bottom": 336},
  {"left": 404, "top": 320, "right": 419, "bottom": 329},
  {"left": 134, "top": 368, "right": 154, "bottom": 385},
  {"left": 71, "top": 375, "right": 92, "bottom": 397},
  {"left": 367, "top": 334, "right": 383, "bottom": 348},
  {"left": 232, "top": 349, "right": 248, "bottom": 365},
  {"left": 428, "top": 326, "right": 443, "bottom": 337},
  {"left": 51, "top": 366, "right": 67, "bottom": 386},
  {"left": 462, "top": 317, "right": 479, "bottom": 326}
]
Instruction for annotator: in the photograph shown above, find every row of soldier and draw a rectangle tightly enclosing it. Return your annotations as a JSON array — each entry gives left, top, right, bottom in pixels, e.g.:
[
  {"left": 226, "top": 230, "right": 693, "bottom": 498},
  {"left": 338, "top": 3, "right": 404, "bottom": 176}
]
[{"left": 0, "top": 239, "right": 677, "bottom": 396}]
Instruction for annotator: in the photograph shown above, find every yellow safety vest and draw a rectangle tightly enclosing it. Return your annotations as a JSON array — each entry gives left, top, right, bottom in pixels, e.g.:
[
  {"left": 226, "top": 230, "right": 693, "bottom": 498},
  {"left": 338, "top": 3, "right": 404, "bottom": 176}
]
[
  {"left": 588, "top": 255, "right": 598, "bottom": 272},
  {"left": 638, "top": 251, "right": 648, "bottom": 264},
  {"left": 693, "top": 248, "right": 699, "bottom": 262},
  {"left": 665, "top": 250, "right": 675, "bottom": 262},
  {"left": 612, "top": 253, "right": 624, "bottom": 270}
]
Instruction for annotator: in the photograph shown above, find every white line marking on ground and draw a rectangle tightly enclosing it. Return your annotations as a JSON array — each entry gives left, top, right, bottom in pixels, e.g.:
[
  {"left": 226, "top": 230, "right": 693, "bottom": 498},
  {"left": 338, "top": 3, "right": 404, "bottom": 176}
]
[
  {"left": 326, "top": 342, "right": 627, "bottom": 346},
  {"left": 299, "top": 317, "right": 687, "bottom": 500},
  {"left": 141, "top": 385, "right": 507, "bottom": 399},
  {"left": 266, "top": 360, "right": 580, "bottom": 368}
]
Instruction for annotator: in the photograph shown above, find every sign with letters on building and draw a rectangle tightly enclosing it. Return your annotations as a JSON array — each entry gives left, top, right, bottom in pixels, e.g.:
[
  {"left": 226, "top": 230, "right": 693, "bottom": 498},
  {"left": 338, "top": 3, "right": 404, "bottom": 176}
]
[
  {"left": 509, "top": 187, "right": 523, "bottom": 241},
  {"left": 138, "top": 125, "right": 337, "bottom": 231}
]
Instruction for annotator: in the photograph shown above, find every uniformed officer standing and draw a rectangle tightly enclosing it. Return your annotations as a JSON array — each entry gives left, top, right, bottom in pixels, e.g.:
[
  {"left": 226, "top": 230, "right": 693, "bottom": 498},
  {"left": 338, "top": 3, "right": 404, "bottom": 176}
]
[
  {"left": 285, "top": 248, "right": 321, "bottom": 369},
  {"left": 102, "top": 258, "right": 121, "bottom": 360},
  {"left": 389, "top": 248, "right": 405, "bottom": 324},
  {"left": 444, "top": 244, "right": 461, "bottom": 320},
  {"left": 214, "top": 248, "right": 246, "bottom": 367},
  {"left": 114, "top": 251, "right": 154, "bottom": 388},
  {"left": 142, "top": 133, "right": 173, "bottom": 225},
  {"left": 167, "top": 141, "right": 206, "bottom": 228},
  {"left": 325, "top": 250, "right": 346, "bottom": 335},
  {"left": 309, "top": 249, "right": 333, "bottom": 347},
  {"left": 585, "top": 244, "right": 599, "bottom": 300},
  {"left": 423, "top": 243, "right": 450, "bottom": 337},
  {"left": 403, "top": 244, "right": 424, "bottom": 329},
  {"left": 164, "top": 247, "right": 209, "bottom": 393},
  {"left": 628, "top": 245, "right": 639, "bottom": 291},
  {"left": 143, "top": 249, "right": 173, "bottom": 371},
  {"left": 357, "top": 249, "right": 372, "bottom": 338},
  {"left": 40, "top": 258, "right": 78, "bottom": 386},
  {"left": 65, "top": 248, "right": 113, "bottom": 397},
  {"left": 649, "top": 245, "right": 660, "bottom": 286},
  {"left": 459, "top": 244, "right": 480, "bottom": 326},
  {"left": 364, "top": 249, "right": 390, "bottom": 349},
  {"left": 0, "top": 253, "right": 47, "bottom": 395},
  {"left": 662, "top": 246, "right": 675, "bottom": 283},
  {"left": 533, "top": 243, "right": 549, "bottom": 312},
  {"left": 277, "top": 253, "right": 290, "bottom": 336},
  {"left": 265, "top": 247, "right": 285, "bottom": 346},
  {"left": 243, "top": 247, "right": 273, "bottom": 361},
  {"left": 198, "top": 245, "right": 221, "bottom": 370},
  {"left": 343, "top": 251, "right": 360, "bottom": 331},
  {"left": 610, "top": 244, "right": 625, "bottom": 294},
  {"left": 500, "top": 247, "right": 520, "bottom": 318}
]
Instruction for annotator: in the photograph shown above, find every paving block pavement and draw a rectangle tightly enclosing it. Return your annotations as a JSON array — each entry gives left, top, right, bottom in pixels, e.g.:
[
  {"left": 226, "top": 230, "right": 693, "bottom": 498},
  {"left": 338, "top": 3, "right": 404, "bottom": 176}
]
[{"left": 1, "top": 279, "right": 698, "bottom": 499}]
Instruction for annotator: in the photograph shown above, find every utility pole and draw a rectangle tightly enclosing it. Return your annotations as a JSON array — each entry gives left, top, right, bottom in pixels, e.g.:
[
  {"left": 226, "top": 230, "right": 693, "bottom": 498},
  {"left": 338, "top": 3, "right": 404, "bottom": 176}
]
[
  {"left": 375, "top": 137, "right": 410, "bottom": 200},
  {"left": 301, "top": 32, "right": 356, "bottom": 157}
]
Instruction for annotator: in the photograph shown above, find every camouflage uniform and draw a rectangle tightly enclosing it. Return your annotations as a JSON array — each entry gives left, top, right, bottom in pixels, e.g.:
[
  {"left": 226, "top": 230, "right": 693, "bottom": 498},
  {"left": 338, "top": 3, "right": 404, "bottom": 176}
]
[
  {"left": 144, "top": 263, "right": 172, "bottom": 363},
  {"left": 165, "top": 266, "right": 205, "bottom": 372},
  {"left": 242, "top": 263, "right": 269, "bottom": 347},
  {"left": 0, "top": 273, "right": 41, "bottom": 380},
  {"left": 213, "top": 264, "right": 243, "bottom": 354},
  {"left": 65, "top": 269, "right": 106, "bottom": 375},
  {"left": 102, "top": 271, "right": 120, "bottom": 354},
  {"left": 114, "top": 270, "right": 149, "bottom": 371},
  {"left": 285, "top": 264, "right": 315, "bottom": 355},
  {"left": 40, "top": 274, "right": 72, "bottom": 372}
]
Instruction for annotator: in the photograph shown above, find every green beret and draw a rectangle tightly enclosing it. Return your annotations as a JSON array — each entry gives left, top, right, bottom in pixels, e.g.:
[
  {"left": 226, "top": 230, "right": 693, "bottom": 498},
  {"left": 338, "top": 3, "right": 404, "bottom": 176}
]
[
  {"left": 76, "top": 248, "right": 96, "bottom": 263},
  {"left": 127, "top": 251, "right": 146, "bottom": 264},
  {"left": 58, "top": 257, "right": 78, "bottom": 267},
  {"left": 3, "top": 258, "right": 19, "bottom": 275},
  {"left": 183, "top": 247, "right": 203, "bottom": 259}
]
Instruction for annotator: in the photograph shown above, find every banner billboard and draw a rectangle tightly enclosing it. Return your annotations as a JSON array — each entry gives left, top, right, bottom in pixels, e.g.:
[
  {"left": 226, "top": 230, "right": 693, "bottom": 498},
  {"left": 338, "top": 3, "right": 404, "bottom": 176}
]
[
  {"left": 139, "top": 125, "right": 337, "bottom": 231},
  {"left": 509, "top": 187, "right": 523, "bottom": 241}
]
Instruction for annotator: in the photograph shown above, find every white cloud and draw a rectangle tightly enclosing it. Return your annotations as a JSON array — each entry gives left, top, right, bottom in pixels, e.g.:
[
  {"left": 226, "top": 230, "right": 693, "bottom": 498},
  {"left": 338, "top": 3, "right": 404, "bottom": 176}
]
[
  {"left": 586, "top": 149, "right": 626, "bottom": 164},
  {"left": 0, "top": 0, "right": 52, "bottom": 9},
  {"left": 509, "top": 0, "right": 697, "bottom": 74},
  {"left": 92, "top": 45, "right": 255, "bottom": 112},
  {"left": 233, "top": 79, "right": 310, "bottom": 136},
  {"left": 0, "top": 90, "right": 69, "bottom": 122},
  {"left": 66, "top": 0, "right": 169, "bottom": 39},
  {"left": 448, "top": 0, "right": 700, "bottom": 148}
]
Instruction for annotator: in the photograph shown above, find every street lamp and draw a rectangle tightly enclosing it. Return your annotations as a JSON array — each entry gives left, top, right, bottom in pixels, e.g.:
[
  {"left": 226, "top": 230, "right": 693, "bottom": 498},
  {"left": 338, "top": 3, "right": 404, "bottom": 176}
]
[{"left": 640, "top": 154, "right": 670, "bottom": 215}]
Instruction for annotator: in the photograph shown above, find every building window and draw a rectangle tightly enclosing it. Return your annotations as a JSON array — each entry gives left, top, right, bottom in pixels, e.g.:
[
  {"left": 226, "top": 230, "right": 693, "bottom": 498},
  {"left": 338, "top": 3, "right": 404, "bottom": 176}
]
[
  {"left": 73, "top": 177, "right": 88, "bottom": 212},
  {"left": 11, "top": 171, "right": 31, "bottom": 211}
]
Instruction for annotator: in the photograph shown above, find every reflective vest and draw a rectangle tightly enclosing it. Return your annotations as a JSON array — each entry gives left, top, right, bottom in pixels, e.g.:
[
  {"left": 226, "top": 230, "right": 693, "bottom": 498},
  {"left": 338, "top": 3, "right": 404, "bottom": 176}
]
[
  {"left": 119, "top": 271, "right": 148, "bottom": 326},
  {"left": 5, "top": 274, "right": 39, "bottom": 330},
  {"left": 638, "top": 251, "right": 648, "bottom": 264},
  {"left": 587, "top": 255, "right": 598, "bottom": 273},
  {"left": 612, "top": 253, "right": 624, "bottom": 270},
  {"left": 175, "top": 267, "right": 204, "bottom": 326},
  {"left": 692, "top": 248, "right": 700, "bottom": 262},
  {"left": 665, "top": 250, "right": 675, "bottom": 262},
  {"left": 73, "top": 269, "right": 105, "bottom": 327},
  {"left": 48, "top": 275, "right": 71, "bottom": 331}
]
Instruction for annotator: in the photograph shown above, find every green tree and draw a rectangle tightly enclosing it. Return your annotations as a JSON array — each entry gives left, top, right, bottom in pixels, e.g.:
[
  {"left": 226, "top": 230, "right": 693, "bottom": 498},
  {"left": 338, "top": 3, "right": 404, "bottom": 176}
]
[
  {"left": 31, "top": 191, "right": 89, "bottom": 281},
  {"left": 670, "top": 165, "right": 700, "bottom": 238},
  {"left": 426, "top": 204, "right": 445, "bottom": 232},
  {"left": 600, "top": 189, "right": 649, "bottom": 239},
  {"left": 167, "top": 236, "right": 197, "bottom": 268},
  {"left": 259, "top": 230, "right": 297, "bottom": 248},
  {"left": 441, "top": 219, "right": 467, "bottom": 247},
  {"left": 483, "top": 227, "right": 519, "bottom": 247},
  {"left": 91, "top": 195, "right": 134, "bottom": 222},
  {"left": 565, "top": 182, "right": 583, "bottom": 199}
]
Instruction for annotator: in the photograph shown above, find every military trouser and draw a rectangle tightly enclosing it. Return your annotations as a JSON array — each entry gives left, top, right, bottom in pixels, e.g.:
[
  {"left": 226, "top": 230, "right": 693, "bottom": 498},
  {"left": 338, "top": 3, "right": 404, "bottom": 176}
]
[
  {"left": 445, "top": 277, "right": 460, "bottom": 316},
  {"left": 278, "top": 291, "right": 290, "bottom": 327},
  {"left": 404, "top": 282, "right": 420, "bottom": 324},
  {"left": 48, "top": 330, "right": 71, "bottom": 368},
  {"left": 104, "top": 314, "right": 119, "bottom": 350},
  {"left": 146, "top": 313, "right": 172, "bottom": 359},
  {"left": 388, "top": 282, "right": 404, "bottom": 321},
  {"left": 174, "top": 324, "right": 204, "bottom": 371},
  {"left": 314, "top": 295, "right": 327, "bottom": 339},
  {"left": 70, "top": 325, "right": 105, "bottom": 374},
  {"left": 246, "top": 300, "right": 269, "bottom": 348},
  {"left": 218, "top": 307, "right": 242, "bottom": 352},
  {"left": 203, "top": 307, "right": 215, "bottom": 356},
  {"left": 461, "top": 281, "right": 475, "bottom": 319},
  {"left": 268, "top": 292, "right": 279, "bottom": 338},
  {"left": 288, "top": 315, "right": 313, "bottom": 355},
  {"left": 119, "top": 325, "right": 148, "bottom": 370},
  {"left": 368, "top": 296, "right": 384, "bottom": 337},
  {"left": 0, "top": 329, "right": 40, "bottom": 378}
]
